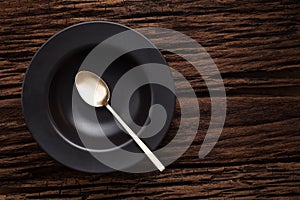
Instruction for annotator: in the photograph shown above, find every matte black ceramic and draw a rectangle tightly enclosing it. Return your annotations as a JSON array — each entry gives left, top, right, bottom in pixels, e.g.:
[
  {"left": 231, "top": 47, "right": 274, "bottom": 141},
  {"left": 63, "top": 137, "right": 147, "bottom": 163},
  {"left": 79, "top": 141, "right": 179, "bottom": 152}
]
[{"left": 22, "top": 21, "right": 175, "bottom": 173}]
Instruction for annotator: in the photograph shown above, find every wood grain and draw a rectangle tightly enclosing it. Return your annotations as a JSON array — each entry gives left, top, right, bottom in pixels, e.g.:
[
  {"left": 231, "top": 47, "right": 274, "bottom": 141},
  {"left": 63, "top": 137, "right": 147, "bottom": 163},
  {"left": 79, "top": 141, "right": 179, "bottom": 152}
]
[{"left": 1, "top": 0, "right": 300, "bottom": 199}]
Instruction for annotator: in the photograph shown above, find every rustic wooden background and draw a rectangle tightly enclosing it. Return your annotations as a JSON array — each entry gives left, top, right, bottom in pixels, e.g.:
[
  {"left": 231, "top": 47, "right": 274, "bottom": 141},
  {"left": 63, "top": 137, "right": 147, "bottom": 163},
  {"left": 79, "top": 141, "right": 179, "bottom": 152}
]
[{"left": 1, "top": 0, "right": 300, "bottom": 199}]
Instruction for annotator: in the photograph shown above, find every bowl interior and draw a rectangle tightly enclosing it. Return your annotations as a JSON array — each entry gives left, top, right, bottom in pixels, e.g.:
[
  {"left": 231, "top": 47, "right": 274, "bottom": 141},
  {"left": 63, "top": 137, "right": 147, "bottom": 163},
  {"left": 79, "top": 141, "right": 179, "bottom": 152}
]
[{"left": 48, "top": 45, "right": 159, "bottom": 152}]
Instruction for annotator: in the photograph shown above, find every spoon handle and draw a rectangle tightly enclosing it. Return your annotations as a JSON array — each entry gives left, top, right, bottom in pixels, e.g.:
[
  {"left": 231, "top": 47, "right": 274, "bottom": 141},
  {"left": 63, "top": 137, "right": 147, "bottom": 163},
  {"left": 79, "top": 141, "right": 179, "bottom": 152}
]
[{"left": 106, "top": 104, "right": 165, "bottom": 172}]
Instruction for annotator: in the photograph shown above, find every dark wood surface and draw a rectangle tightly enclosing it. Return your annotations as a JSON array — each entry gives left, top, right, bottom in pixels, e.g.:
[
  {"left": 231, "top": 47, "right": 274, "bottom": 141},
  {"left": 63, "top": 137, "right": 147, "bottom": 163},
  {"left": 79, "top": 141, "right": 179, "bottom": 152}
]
[{"left": 1, "top": 0, "right": 300, "bottom": 199}]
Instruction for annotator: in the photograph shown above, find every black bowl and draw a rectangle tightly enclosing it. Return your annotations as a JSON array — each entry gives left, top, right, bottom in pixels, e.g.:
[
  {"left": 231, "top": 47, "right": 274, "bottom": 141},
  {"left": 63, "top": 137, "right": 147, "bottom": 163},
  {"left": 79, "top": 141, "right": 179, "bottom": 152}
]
[{"left": 22, "top": 21, "right": 175, "bottom": 173}]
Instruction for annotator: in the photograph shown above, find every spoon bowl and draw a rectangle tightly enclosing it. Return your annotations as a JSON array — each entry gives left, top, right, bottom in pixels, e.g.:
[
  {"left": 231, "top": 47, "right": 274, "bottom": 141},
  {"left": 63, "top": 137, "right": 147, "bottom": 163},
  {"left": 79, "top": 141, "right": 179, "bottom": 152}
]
[{"left": 75, "top": 71, "right": 110, "bottom": 107}]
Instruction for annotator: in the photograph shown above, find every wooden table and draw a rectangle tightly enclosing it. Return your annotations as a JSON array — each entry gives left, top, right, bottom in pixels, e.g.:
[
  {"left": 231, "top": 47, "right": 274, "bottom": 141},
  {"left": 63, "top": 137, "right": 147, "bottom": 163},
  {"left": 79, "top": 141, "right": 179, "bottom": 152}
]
[{"left": 1, "top": 0, "right": 300, "bottom": 199}]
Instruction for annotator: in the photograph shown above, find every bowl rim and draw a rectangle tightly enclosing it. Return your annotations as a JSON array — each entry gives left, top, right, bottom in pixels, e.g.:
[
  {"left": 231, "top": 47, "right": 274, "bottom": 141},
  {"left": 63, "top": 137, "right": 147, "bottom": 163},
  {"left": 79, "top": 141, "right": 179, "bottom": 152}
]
[{"left": 21, "top": 21, "right": 175, "bottom": 173}]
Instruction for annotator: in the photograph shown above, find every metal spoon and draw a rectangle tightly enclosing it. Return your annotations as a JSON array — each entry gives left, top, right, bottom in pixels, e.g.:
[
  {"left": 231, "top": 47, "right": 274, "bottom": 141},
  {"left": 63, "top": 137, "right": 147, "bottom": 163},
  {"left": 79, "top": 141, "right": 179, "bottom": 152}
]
[{"left": 75, "top": 71, "right": 165, "bottom": 172}]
